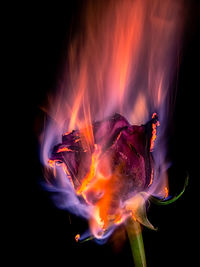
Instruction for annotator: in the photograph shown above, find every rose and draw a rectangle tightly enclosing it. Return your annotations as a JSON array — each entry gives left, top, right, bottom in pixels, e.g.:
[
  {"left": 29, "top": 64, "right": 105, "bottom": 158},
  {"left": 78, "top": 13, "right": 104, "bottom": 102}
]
[{"left": 48, "top": 113, "right": 158, "bottom": 237}]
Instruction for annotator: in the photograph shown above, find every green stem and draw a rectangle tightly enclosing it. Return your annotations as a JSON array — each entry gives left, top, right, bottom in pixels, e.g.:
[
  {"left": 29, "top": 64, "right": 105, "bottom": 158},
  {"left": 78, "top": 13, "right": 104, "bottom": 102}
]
[{"left": 126, "top": 219, "right": 146, "bottom": 267}]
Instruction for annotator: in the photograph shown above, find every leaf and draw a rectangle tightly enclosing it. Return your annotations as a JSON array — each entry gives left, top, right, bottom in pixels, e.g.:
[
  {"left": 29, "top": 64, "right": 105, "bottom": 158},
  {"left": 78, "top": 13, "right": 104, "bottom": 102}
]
[{"left": 150, "top": 175, "right": 189, "bottom": 206}]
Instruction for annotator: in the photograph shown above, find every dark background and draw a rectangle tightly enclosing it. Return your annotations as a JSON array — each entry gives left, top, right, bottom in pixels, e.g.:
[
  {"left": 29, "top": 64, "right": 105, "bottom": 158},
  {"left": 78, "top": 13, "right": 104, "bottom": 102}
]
[{"left": 15, "top": 1, "right": 199, "bottom": 266}]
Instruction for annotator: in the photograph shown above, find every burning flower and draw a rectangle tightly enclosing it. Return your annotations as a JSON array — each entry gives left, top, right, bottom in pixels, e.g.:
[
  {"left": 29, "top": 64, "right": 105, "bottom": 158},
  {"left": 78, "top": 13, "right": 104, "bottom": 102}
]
[
  {"left": 48, "top": 113, "right": 159, "bottom": 238},
  {"left": 45, "top": 111, "right": 187, "bottom": 266}
]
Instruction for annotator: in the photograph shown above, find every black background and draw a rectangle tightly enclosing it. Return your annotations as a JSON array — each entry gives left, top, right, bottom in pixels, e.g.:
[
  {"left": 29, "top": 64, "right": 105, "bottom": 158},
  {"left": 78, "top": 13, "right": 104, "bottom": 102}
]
[{"left": 14, "top": 1, "right": 199, "bottom": 266}]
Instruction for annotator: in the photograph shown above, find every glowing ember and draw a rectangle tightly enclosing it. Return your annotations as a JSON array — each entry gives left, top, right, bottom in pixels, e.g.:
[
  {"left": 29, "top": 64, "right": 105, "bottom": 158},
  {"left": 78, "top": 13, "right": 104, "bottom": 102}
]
[{"left": 75, "top": 234, "right": 80, "bottom": 242}]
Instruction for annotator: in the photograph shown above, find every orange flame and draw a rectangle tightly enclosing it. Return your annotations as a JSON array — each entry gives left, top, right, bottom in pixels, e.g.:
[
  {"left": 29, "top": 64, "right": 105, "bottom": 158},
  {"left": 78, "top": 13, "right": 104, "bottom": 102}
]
[
  {"left": 46, "top": 0, "right": 183, "bottom": 134},
  {"left": 75, "top": 234, "right": 80, "bottom": 242},
  {"left": 76, "top": 144, "right": 101, "bottom": 195},
  {"left": 57, "top": 147, "right": 73, "bottom": 153},
  {"left": 164, "top": 186, "right": 169, "bottom": 199},
  {"left": 150, "top": 113, "right": 160, "bottom": 152}
]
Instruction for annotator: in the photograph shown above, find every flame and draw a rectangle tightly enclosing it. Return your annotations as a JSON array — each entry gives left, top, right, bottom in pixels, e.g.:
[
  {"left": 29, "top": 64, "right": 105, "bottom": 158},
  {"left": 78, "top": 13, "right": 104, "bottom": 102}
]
[
  {"left": 44, "top": 0, "right": 183, "bottom": 132},
  {"left": 150, "top": 113, "right": 160, "bottom": 152},
  {"left": 76, "top": 144, "right": 101, "bottom": 195},
  {"left": 148, "top": 168, "right": 154, "bottom": 187},
  {"left": 57, "top": 147, "right": 73, "bottom": 153},
  {"left": 164, "top": 186, "right": 169, "bottom": 199},
  {"left": 75, "top": 234, "right": 80, "bottom": 242},
  {"left": 41, "top": 0, "right": 184, "bottom": 241}
]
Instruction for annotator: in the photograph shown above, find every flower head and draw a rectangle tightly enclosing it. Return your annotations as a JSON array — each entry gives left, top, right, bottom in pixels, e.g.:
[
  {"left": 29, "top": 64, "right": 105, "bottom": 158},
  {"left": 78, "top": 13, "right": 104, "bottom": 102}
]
[{"left": 48, "top": 113, "right": 158, "bottom": 238}]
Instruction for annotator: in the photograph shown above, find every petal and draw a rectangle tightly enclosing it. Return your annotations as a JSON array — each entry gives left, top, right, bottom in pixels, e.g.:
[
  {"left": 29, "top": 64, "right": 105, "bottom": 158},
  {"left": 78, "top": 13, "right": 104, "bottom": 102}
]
[{"left": 125, "top": 193, "right": 156, "bottom": 230}]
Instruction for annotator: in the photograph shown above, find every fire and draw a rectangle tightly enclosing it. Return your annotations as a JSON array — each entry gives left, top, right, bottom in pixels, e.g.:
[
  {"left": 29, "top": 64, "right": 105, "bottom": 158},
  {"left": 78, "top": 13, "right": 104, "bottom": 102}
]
[
  {"left": 41, "top": 0, "right": 185, "bottom": 244},
  {"left": 164, "top": 186, "right": 169, "bottom": 199},
  {"left": 47, "top": 113, "right": 159, "bottom": 237},
  {"left": 150, "top": 113, "right": 160, "bottom": 152},
  {"left": 57, "top": 147, "right": 73, "bottom": 153},
  {"left": 76, "top": 144, "right": 101, "bottom": 196},
  {"left": 75, "top": 234, "right": 80, "bottom": 242}
]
